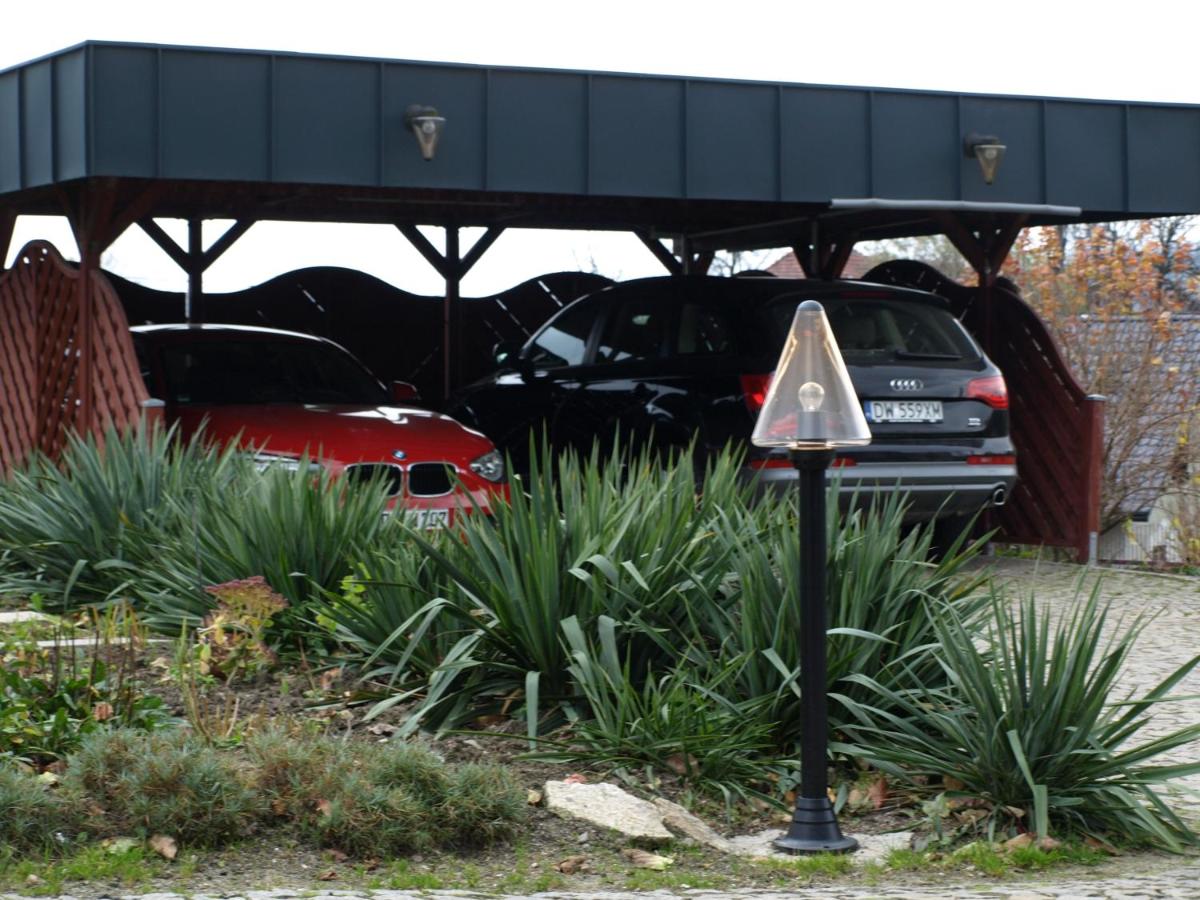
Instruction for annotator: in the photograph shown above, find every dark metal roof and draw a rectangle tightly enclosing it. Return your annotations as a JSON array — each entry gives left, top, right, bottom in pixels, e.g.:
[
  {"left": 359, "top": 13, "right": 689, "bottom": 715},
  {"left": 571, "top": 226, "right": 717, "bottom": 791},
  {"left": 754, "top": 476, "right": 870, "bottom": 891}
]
[{"left": 3, "top": 41, "right": 1199, "bottom": 248}]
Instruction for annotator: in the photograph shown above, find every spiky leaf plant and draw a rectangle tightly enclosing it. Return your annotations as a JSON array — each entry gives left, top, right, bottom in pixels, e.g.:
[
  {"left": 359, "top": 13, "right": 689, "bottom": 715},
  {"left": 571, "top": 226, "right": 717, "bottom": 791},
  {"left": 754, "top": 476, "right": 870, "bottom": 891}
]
[{"left": 833, "top": 582, "right": 1200, "bottom": 849}]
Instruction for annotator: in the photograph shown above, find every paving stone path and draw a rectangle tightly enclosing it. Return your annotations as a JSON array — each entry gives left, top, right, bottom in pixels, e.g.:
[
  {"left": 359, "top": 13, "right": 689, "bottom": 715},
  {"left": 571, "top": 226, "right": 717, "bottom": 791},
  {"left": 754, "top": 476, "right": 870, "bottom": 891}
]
[{"left": 6, "top": 559, "right": 1199, "bottom": 900}]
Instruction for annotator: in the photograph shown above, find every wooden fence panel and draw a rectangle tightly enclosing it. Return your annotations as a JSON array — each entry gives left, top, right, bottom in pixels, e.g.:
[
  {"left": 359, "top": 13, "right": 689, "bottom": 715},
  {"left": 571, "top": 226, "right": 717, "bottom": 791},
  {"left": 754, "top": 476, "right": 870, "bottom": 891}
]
[{"left": 0, "top": 241, "right": 148, "bottom": 471}]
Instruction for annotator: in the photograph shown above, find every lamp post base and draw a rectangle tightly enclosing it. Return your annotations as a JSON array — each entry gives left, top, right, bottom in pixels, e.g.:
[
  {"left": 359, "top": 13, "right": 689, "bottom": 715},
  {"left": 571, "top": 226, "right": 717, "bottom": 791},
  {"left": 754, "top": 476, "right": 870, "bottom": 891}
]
[{"left": 772, "top": 797, "right": 860, "bottom": 855}]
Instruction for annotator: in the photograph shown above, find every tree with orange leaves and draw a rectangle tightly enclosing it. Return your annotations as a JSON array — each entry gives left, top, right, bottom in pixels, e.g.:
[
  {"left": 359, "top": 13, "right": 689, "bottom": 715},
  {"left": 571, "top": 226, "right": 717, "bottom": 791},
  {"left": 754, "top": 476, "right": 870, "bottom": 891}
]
[{"left": 1002, "top": 219, "right": 1200, "bottom": 545}]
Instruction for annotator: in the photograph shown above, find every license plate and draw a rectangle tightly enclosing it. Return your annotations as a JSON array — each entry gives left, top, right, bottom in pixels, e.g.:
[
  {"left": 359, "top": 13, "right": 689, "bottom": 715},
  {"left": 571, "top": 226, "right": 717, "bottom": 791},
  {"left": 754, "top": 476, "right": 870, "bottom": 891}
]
[
  {"left": 411, "top": 508, "right": 450, "bottom": 529},
  {"left": 383, "top": 508, "right": 451, "bottom": 528},
  {"left": 865, "top": 400, "right": 944, "bottom": 423}
]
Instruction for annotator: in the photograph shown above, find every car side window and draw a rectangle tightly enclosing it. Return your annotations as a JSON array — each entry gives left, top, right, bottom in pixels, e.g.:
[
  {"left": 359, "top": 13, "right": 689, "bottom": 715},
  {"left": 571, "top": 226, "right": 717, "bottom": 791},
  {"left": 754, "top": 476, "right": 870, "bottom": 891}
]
[
  {"left": 595, "top": 299, "right": 667, "bottom": 364},
  {"left": 675, "top": 304, "right": 733, "bottom": 356},
  {"left": 526, "top": 302, "right": 596, "bottom": 368}
]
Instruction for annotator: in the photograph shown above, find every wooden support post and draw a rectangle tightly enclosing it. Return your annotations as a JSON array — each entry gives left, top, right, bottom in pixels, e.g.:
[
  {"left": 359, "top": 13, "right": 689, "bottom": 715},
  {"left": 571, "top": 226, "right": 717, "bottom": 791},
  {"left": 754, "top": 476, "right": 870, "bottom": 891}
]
[
  {"left": 636, "top": 230, "right": 683, "bottom": 275},
  {"left": 395, "top": 224, "right": 506, "bottom": 401},
  {"left": 186, "top": 218, "right": 203, "bottom": 323},
  {"left": 138, "top": 218, "right": 254, "bottom": 323},
  {"left": 1080, "top": 395, "right": 1106, "bottom": 564},
  {"left": 444, "top": 227, "right": 460, "bottom": 400},
  {"left": 0, "top": 208, "right": 15, "bottom": 267}
]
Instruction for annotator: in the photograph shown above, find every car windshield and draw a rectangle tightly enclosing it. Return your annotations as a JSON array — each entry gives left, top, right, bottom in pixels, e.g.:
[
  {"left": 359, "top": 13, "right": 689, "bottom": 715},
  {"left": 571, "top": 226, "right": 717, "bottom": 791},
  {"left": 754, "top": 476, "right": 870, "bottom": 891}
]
[
  {"left": 763, "top": 295, "right": 980, "bottom": 362},
  {"left": 160, "top": 338, "right": 390, "bottom": 405}
]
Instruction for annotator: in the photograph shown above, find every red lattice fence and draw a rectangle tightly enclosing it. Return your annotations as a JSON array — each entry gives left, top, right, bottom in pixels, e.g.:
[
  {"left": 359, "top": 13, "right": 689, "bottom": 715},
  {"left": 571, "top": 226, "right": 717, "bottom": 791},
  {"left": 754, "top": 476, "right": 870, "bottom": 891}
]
[{"left": 0, "top": 241, "right": 148, "bottom": 472}]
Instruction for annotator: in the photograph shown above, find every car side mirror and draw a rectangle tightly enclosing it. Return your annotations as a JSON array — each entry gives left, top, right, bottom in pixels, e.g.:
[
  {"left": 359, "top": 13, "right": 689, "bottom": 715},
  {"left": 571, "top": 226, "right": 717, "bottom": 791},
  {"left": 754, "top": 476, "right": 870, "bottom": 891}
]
[
  {"left": 391, "top": 381, "right": 421, "bottom": 403},
  {"left": 493, "top": 340, "right": 525, "bottom": 370}
]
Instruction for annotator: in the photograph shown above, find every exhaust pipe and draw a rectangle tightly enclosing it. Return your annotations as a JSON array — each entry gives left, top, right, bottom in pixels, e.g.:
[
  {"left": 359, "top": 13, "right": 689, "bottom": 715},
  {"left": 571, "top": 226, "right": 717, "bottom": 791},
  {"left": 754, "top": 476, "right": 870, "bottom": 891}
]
[{"left": 991, "top": 486, "right": 1007, "bottom": 507}]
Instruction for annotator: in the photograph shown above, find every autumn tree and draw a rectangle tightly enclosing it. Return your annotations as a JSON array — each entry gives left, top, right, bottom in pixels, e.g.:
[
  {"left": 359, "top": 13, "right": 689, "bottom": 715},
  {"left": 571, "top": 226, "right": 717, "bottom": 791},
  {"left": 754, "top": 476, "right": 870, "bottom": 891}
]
[{"left": 1001, "top": 218, "right": 1200, "bottom": 538}]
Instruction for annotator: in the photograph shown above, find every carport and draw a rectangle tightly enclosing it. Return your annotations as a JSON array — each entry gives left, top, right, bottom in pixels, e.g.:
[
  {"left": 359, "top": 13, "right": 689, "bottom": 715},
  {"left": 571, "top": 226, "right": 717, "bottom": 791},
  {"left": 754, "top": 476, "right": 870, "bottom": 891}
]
[{"left": 3, "top": 41, "right": 1200, "bottom": 561}]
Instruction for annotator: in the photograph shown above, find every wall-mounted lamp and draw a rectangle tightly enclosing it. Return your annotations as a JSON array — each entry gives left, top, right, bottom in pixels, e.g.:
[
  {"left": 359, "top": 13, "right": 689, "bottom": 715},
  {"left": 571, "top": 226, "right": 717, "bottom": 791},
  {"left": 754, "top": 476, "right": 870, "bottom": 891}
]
[
  {"left": 964, "top": 132, "right": 1006, "bottom": 185},
  {"left": 405, "top": 104, "right": 446, "bottom": 161}
]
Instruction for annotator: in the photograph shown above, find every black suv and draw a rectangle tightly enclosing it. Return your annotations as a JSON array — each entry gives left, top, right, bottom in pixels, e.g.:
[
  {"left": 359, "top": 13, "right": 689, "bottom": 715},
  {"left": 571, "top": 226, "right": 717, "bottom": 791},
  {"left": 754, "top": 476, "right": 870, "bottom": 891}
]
[{"left": 448, "top": 275, "right": 1016, "bottom": 524}]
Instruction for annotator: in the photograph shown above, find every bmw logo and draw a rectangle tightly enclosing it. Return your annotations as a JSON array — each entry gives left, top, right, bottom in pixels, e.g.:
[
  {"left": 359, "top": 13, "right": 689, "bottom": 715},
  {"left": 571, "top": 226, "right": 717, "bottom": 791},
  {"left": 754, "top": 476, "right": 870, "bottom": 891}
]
[
  {"left": 391, "top": 449, "right": 407, "bottom": 461},
  {"left": 889, "top": 378, "right": 924, "bottom": 392}
]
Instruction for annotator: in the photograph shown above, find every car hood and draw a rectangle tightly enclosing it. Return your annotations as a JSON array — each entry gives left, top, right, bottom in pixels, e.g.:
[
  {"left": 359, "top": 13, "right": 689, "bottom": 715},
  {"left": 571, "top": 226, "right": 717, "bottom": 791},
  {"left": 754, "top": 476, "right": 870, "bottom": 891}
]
[{"left": 175, "top": 404, "right": 495, "bottom": 465}]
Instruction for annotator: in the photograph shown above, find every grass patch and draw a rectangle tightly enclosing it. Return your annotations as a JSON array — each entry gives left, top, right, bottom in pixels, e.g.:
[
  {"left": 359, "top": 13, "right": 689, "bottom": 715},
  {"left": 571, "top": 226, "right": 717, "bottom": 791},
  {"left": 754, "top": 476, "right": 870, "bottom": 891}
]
[{"left": 0, "top": 843, "right": 169, "bottom": 895}]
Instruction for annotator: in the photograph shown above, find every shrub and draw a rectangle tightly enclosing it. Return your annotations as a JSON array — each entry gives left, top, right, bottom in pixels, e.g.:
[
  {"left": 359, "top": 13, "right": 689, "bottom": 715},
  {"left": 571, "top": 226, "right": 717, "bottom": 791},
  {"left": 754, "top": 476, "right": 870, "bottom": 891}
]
[
  {"left": 63, "top": 729, "right": 257, "bottom": 846},
  {"left": 0, "top": 763, "right": 69, "bottom": 851},
  {"left": 833, "top": 583, "right": 1200, "bottom": 849},
  {"left": 243, "top": 728, "right": 524, "bottom": 857}
]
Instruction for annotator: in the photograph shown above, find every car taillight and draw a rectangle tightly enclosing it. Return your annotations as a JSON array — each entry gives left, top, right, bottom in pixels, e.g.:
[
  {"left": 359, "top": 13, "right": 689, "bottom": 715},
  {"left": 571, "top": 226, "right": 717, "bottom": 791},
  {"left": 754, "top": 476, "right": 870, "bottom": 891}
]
[
  {"left": 748, "top": 456, "right": 856, "bottom": 469},
  {"left": 967, "top": 454, "right": 1016, "bottom": 466},
  {"left": 966, "top": 375, "right": 1009, "bottom": 409},
  {"left": 741, "top": 373, "right": 772, "bottom": 414}
]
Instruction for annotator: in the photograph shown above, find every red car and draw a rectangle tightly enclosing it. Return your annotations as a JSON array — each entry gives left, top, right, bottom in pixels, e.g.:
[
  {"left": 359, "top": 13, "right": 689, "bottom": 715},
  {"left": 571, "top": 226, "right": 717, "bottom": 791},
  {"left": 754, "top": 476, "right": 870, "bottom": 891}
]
[{"left": 131, "top": 324, "right": 507, "bottom": 525}]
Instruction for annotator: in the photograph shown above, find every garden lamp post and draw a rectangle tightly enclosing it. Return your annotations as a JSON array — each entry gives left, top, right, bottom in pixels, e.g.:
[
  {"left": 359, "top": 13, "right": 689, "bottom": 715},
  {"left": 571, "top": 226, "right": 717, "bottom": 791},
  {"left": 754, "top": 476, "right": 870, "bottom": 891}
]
[{"left": 751, "top": 299, "right": 871, "bottom": 854}]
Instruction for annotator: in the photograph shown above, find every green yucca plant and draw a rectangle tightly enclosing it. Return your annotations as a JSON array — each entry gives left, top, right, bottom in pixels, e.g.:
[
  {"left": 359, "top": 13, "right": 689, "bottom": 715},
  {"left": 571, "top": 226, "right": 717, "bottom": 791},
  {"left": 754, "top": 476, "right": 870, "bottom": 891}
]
[
  {"left": 0, "top": 425, "right": 246, "bottom": 609},
  {"left": 131, "top": 460, "right": 392, "bottom": 640},
  {"left": 532, "top": 615, "right": 787, "bottom": 809},
  {"left": 833, "top": 581, "right": 1200, "bottom": 849},
  {"left": 357, "top": 439, "right": 749, "bottom": 735},
  {"left": 702, "top": 487, "right": 990, "bottom": 746}
]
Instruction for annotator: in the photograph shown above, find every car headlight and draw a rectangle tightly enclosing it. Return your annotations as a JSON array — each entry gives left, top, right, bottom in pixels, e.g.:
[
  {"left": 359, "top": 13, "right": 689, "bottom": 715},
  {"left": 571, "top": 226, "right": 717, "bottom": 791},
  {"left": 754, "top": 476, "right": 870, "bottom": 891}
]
[
  {"left": 468, "top": 449, "right": 505, "bottom": 483},
  {"left": 251, "top": 452, "right": 322, "bottom": 475}
]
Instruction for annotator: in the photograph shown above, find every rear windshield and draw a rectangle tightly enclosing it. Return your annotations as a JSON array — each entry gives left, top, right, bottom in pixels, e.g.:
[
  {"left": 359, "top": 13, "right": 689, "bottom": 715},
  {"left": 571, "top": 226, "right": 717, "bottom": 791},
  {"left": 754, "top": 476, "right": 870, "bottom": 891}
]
[
  {"left": 160, "top": 338, "right": 389, "bottom": 405},
  {"left": 762, "top": 295, "right": 980, "bottom": 362}
]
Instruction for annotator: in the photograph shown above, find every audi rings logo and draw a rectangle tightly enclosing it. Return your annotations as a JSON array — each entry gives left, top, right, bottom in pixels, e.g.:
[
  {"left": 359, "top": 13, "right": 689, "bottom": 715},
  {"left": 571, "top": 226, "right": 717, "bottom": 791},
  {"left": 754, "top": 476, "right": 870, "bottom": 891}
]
[{"left": 890, "top": 378, "right": 924, "bottom": 392}]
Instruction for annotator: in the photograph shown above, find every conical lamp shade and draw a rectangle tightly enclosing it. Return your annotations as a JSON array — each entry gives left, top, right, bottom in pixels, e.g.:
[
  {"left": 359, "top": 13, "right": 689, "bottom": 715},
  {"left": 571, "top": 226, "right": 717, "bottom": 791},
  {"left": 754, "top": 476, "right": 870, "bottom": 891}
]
[{"left": 751, "top": 300, "right": 872, "bottom": 450}]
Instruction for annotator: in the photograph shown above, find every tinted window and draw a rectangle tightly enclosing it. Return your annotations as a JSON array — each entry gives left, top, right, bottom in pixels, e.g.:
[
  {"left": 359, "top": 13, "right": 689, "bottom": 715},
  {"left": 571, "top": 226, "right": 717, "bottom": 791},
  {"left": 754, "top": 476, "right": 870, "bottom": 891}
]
[
  {"left": 596, "top": 299, "right": 667, "bottom": 363},
  {"left": 527, "top": 302, "right": 595, "bottom": 367},
  {"left": 764, "top": 296, "right": 979, "bottom": 361},
  {"left": 675, "top": 304, "right": 733, "bottom": 356},
  {"left": 161, "top": 338, "right": 389, "bottom": 405}
]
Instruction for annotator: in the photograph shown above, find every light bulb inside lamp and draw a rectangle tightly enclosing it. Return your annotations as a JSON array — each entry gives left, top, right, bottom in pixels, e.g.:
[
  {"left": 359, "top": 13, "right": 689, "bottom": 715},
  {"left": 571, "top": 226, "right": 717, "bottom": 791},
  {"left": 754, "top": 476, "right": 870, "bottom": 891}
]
[{"left": 798, "top": 381, "right": 825, "bottom": 412}]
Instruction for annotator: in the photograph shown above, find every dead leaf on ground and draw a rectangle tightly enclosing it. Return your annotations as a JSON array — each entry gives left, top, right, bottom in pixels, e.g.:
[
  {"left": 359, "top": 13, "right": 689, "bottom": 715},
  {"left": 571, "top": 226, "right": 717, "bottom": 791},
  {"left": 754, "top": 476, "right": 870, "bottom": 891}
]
[
  {"left": 527, "top": 789, "right": 544, "bottom": 805},
  {"left": 148, "top": 834, "right": 177, "bottom": 861},
  {"left": 1036, "top": 836, "right": 1062, "bottom": 851},
  {"left": 328, "top": 848, "right": 349, "bottom": 863},
  {"left": 271, "top": 798, "right": 288, "bottom": 816},
  {"left": 554, "top": 855, "right": 589, "bottom": 874},
  {"left": 317, "top": 869, "right": 338, "bottom": 881},
  {"left": 1004, "top": 805, "right": 1026, "bottom": 819},
  {"left": 563, "top": 773, "right": 587, "bottom": 785},
  {"left": 664, "top": 753, "right": 695, "bottom": 776},
  {"left": 315, "top": 798, "right": 332, "bottom": 817},
  {"left": 1084, "top": 835, "right": 1121, "bottom": 855},
  {"left": 868, "top": 776, "right": 889, "bottom": 809},
  {"left": 366, "top": 722, "right": 396, "bottom": 736},
  {"left": 621, "top": 848, "right": 674, "bottom": 870},
  {"left": 943, "top": 775, "right": 966, "bottom": 792},
  {"left": 362, "top": 858, "right": 381, "bottom": 871},
  {"left": 1003, "top": 832, "right": 1034, "bottom": 851}
]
